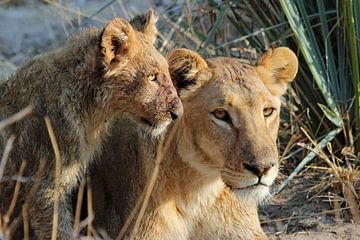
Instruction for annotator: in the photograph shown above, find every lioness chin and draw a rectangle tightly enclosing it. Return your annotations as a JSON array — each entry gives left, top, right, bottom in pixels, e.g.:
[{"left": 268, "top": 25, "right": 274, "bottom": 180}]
[
  {"left": 90, "top": 47, "right": 298, "bottom": 239},
  {"left": 0, "top": 10, "right": 182, "bottom": 239}
]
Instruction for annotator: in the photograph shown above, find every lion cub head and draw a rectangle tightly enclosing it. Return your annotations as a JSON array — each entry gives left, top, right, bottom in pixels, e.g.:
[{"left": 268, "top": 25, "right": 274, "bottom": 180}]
[
  {"left": 168, "top": 48, "right": 298, "bottom": 203},
  {"left": 99, "top": 10, "right": 182, "bottom": 135}
]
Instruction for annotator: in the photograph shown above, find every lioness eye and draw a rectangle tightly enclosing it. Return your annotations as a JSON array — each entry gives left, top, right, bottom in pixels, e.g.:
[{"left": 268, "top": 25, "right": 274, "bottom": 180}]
[
  {"left": 263, "top": 107, "right": 274, "bottom": 117},
  {"left": 147, "top": 74, "right": 157, "bottom": 82},
  {"left": 212, "top": 109, "right": 231, "bottom": 123}
]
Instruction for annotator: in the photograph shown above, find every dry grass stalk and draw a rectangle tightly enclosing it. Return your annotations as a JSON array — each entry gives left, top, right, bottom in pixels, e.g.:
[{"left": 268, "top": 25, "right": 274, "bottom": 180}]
[
  {"left": 301, "top": 127, "right": 340, "bottom": 178},
  {"left": 44, "top": 116, "right": 61, "bottom": 240},
  {"left": 0, "top": 105, "right": 32, "bottom": 132},
  {"left": 0, "top": 213, "right": 3, "bottom": 237},
  {"left": 5, "top": 213, "right": 21, "bottom": 239},
  {"left": 129, "top": 120, "right": 180, "bottom": 239},
  {"left": 2, "top": 161, "right": 26, "bottom": 231},
  {"left": 22, "top": 203, "right": 29, "bottom": 240},
  {"left": 72, "top": 179, "right": 86, "bottom": 239},
  {"left": 116, "top": 190, "right": 145, "bottom": 239},
  {"left": 42, "top": 0, "right": 104, "bottom": 23},
  {"left": 343, "top": 180, "right": 360, "bottom": 224},
  {"left": 260, "top": 207, "right": 351, "bottom": 224},
  {"left": 0, "top": 135, "right": 15, "bottom": 182},
  {"left": 87, "top": 178, "right": 94, "bottom": 239},
  {"left": 302, "top": 127, "right": 360, "bottom": 223},
  {"left": 332, "top": 196, "right": 342, "bottom": 221}
]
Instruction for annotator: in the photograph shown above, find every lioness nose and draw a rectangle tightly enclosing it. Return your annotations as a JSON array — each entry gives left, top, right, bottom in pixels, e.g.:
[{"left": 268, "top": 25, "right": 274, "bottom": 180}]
[{"left": 243, "top": 162, "right": 275, "bottom": 177}]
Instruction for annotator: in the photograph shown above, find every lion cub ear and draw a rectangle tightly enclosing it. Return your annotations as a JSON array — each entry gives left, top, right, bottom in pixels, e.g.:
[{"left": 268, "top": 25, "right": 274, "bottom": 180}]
[
  {"left": 167, "top": 49, "right": 212, "bottom": 98},
  {"left": 101, "top": 18, "right": 138, "bottom": 69},
  {"left": 130, "top": 9, "right": 158, "bottom": 45},
  {"left": 256, "top": 47, "right": 298, "bottom": 96}
]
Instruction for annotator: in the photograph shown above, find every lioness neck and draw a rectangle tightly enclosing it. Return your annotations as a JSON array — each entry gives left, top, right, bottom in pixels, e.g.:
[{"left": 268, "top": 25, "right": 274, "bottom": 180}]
[{"left": 155, "top": 121, "right": 225, "bottom": 225}]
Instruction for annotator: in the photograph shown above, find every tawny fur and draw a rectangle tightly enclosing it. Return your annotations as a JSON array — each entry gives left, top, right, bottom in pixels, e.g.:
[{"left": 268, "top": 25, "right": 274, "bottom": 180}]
[
  {"left": 90, "top": 48, "right": 298, "bottom": 239},
  {"left": 0, "top": 10, "right": 182, "bottom": 239}
]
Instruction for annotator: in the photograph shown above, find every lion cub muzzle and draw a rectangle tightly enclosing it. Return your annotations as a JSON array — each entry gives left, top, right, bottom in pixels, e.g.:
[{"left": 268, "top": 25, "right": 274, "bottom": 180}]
[{"left": 168, "top": 96, "right": 183, "bottom": 120}]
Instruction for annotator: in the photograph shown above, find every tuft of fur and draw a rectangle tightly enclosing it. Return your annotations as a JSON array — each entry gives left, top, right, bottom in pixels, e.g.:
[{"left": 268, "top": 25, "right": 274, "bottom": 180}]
[
  {"left": 0, "top": 10, "right": 182, "bottom": 239},
  {"left": 90, "top": 47, "right": 298, "bottom": 239},
  {"left": 130, "top": 9, "right": 159, "bottom": 45}
]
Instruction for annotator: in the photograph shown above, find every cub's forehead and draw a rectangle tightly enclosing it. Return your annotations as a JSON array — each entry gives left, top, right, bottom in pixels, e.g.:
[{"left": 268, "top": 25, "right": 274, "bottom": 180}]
[{"left": 135, "top": 39, "right": 168, "bottom": 70}]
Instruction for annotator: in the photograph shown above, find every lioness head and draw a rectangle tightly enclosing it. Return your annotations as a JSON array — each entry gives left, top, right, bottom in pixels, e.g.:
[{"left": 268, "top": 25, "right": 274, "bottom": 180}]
[
  {"left": 99, "top": 10, "right": 182, "bottom": 135},
  {"left": 168, "top": 48, "right": 298, "bottom": 203}
]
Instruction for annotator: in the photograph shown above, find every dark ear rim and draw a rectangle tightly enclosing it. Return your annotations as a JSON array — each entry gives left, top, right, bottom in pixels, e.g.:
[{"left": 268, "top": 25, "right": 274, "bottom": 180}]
[
  {"left": 167, "top": 48, "right": 211, "bottom": 96},
  {"left": 129, "top": 9, "right": 158, "bottom": 44}
]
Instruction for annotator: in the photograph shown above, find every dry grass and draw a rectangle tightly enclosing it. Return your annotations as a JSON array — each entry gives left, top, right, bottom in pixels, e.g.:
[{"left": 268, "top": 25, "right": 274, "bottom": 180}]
[{"left": 0, "top": 0, "right": 359, "bottom": 239}]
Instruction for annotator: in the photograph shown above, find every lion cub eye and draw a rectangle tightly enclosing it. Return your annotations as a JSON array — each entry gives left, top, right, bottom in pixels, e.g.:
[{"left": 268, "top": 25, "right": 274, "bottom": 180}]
[
  {"left": 147, "top": 74, "right": 157, "bottom": 82},
  {"left": 212, "top": 109, "right": 231, "bottom": 124},
  {"left": 263, "top": 107, "right": 275, "bottom": 117}
]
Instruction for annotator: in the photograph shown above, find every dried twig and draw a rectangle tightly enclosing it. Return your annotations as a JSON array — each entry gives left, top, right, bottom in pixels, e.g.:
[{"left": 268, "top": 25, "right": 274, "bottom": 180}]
[
  {"left": 0, "top": 135, "right": 16, "bottom": 182},
  {"left": 260, "top": 207, "right": 351, "bottom": 224},
  {"left": 0, "top": 105, "right": 33, "bottom": 132},
  {"left": 343, "top": 181, "right": 360, "bottom": 224},
  {"left": 42, "top": 0, "right": 104, "bottom": 22},
  {"left": 2, "top": 161, "right": 26, "bottom": 231},
  {"left": 87, "top": 178, "right": 94, "bottom": 239},
  {"left": 72, "top": 179, "right": 86, "bottom": 239},
  {"left": 116, "top": 189, "right": 145, "bottom": 239},
  {"left": 129, "top": 121, "right": 179, "bottom": 239},
  {"left": 274, "top": 127, "right": 342, "bottom": 195},
  {"left": 44, "top": 117, "right": 61, "bottom": 240},
  {"left": 22, "top": 203, "right": 29, "bottom": 240}
]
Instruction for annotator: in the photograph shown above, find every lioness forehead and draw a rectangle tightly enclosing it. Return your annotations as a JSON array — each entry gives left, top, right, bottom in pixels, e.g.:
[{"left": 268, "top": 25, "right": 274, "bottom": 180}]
[{"left": 207, "top": 57, "right": 274, "bottom": 102}]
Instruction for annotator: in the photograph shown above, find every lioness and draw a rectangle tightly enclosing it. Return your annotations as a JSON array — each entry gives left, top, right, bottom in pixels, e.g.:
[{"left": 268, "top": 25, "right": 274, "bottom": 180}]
[
  {"left": 90, "top": 47, "right": 298, "bottom": 239},
  {"left": 0, "top": 10, "right": 182, "bottom": 239}
]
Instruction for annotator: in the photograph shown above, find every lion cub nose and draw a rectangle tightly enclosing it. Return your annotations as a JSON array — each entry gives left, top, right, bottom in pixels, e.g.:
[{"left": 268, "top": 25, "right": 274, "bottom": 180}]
[
  {"left": 243, "top": 162, "right": 275, "bottom": 177},
  {"left": 169, "top": 97, "right": 183, "bottom": 120}
]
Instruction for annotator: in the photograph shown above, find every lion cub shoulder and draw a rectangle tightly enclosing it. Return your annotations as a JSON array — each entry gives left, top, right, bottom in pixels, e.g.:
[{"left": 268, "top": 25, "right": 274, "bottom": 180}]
[{"left": 0, "top": 10, "right": 182, "bottom": 239}]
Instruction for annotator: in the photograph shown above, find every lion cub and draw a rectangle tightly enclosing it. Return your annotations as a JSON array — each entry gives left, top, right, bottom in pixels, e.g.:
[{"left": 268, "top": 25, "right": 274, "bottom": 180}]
[
  {"left": 0, "top": 10, "right": 182, "bottom": 239},
  {"left": 90, "top": 47, "right": 298, "bottom": 239}
]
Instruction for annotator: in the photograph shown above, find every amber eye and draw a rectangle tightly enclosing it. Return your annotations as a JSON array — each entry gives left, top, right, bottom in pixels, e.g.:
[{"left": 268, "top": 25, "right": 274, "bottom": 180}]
[
  {"left": 263, "top": 107, "right": 274, "bottom": 117},
  {"left": 212, "top": 109, "right": 232, "bottom": 124},
  {"left": 147, "top": 74, "right": 157, "bottom": 82}
]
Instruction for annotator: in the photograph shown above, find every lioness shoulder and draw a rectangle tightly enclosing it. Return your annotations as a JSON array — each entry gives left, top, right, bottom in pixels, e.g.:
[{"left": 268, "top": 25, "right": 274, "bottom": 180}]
[{"left": 90, "top": 47, "right": 298, "bottom": 239}]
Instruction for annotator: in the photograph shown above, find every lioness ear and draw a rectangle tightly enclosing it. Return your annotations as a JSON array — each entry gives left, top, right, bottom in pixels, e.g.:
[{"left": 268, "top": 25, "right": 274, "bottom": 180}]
[
  {"left": 167, "top": 49, "right": 211, "bottom": 98},
  {"left": 256, "top": 47, "right": 298, "bottom": 96},
  {"left": 130, "top": 9, "right": 158, "bottom": 45},
  {"left": 101, "top": 18, "right": 138, "bottom": 69}
]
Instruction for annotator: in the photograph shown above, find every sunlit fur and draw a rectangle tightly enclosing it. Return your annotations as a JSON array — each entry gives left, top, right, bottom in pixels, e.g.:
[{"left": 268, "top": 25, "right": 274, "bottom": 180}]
[
  {"left": 90, "top": 47, "right": 298, "bottom": 239},
  {"left": 0, "top": 10, "right": 182, "bottom": 239}
]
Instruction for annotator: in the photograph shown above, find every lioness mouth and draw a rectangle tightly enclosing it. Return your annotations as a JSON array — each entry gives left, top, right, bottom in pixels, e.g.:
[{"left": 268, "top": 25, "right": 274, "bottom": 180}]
[{"left": 227, "top": 182, "right": 270, "bottom": 191}]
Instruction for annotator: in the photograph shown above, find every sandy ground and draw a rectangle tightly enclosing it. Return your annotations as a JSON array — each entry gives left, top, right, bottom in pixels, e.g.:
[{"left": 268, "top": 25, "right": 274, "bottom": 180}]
[
  {"left": 0, "top": 1, "right": 359, "bottom": 239},
  {"left": 260, "top": 173, "right": 360, "bottom": 239},
  {"left": 273, "top": 223, "right": 360, "bottom": 240}
]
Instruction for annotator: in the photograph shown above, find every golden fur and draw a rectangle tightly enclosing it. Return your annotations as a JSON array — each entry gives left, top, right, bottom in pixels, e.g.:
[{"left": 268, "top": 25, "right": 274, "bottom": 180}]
[
  {"left": 90, "top": 47, "right": 298, "bottom": 239},
  {"left": 0, "top": 10, "right": 182, "bottom": 239}
]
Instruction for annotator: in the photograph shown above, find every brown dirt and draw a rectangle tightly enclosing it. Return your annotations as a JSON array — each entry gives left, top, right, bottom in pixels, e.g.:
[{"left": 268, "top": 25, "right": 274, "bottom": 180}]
[
  {"left": 260, "top": 172, "right": 360, "bottom": 239},
  {"left": 1, "top": 2, "right": 359, "bottom": 239}
]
